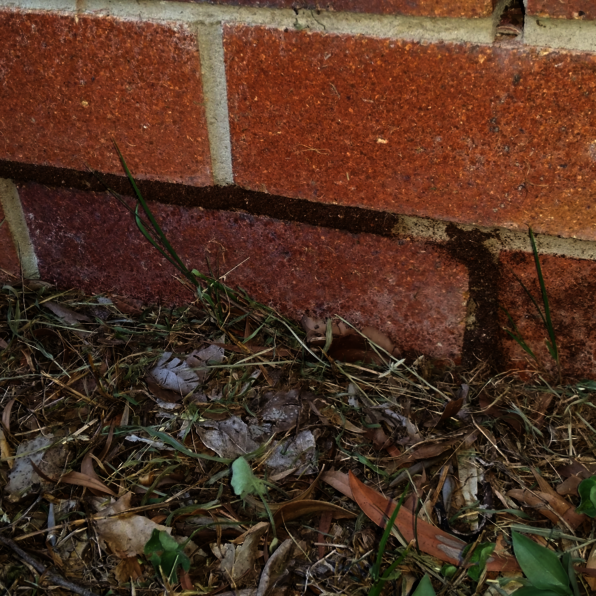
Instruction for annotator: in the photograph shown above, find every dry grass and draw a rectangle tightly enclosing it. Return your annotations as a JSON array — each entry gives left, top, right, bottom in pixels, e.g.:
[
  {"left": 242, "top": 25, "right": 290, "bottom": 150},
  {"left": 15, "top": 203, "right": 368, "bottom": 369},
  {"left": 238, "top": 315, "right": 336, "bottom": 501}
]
[{"left": 1, "top": 278, "right": 596, "bottom": 596}]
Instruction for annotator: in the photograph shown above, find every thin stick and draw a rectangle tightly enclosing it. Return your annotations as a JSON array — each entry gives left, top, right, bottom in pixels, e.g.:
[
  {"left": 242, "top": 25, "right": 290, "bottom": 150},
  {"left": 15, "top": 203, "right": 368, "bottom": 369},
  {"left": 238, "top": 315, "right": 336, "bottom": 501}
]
[{"left": 0, "top": 534, "right": 99, "bottom": 596}]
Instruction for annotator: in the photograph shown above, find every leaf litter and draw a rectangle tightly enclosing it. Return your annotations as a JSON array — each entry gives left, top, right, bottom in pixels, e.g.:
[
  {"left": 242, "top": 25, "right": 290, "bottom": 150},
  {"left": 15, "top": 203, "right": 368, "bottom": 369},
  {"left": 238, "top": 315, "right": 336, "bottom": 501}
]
[{"left": 1, "top": 279, "right": 596, "bottom": 595}]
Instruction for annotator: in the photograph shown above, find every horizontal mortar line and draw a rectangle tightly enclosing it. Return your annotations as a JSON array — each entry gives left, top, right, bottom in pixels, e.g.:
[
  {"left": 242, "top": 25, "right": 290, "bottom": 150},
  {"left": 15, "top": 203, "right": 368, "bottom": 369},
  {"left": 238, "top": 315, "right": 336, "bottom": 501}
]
[
  {"left": 3, "top": 158, "right": 596, "bottom": 262},
  {"left": 0, "top": 0, "right": 501, "bottom": 45},
  {"left": 3, "top": 2, "right": 596, "bottom": 53}
]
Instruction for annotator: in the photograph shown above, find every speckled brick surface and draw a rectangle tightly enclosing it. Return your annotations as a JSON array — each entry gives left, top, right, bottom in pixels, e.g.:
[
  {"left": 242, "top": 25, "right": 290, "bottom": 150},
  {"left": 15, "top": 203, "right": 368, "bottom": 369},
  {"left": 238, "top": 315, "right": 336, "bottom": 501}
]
[
  {"left": 0, "top": 203, "right": 19, "bottom": 282},
  {"left": 0, "top": 10, "right": 211, "bottom": 186},
  {"left": 500, "top": 251, "right": 596, "bottom": 378},
  {"left": 225, "top": 26, "right": 596, "bottom": 241},
  {"left": 526, "top": 0, "right": 595, "bottom": 19},
  {"left": 19, "top": 183, "right": 469, "bottom": 360},
  {"left": 173, "top": 0, "right": 495, "bottom": 18}
]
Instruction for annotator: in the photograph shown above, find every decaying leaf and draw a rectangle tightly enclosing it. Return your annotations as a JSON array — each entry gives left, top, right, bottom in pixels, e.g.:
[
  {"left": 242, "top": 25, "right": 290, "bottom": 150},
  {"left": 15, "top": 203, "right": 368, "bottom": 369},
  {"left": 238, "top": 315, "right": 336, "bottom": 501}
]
[
  {"left": 5, "top": 434, "right": 68, "bottom": 502},
  {"left": 260, "top": 390, "right": 301, "bottom": 432},
  {"left": 256, "top": 538, "right": 294, "bottom": 596},
  {"left": 213, "top": 522, "right": 269, "bottom": 586},
  {"left": 44, "top": 301, "right": 91, "bottom": 325},
  {"left": 147, "top": 352, "right": 202, "bottom": 397},
  {"left": 94, "top": 492, "right": 172, "bottom": 558},
  {"left": 198, "top": 416, "right": 260, "bottom": 459},
  {"left": 266, "top": 430, "right": 317, "bottom": 476},
  {"left": 323, "top": 470, "right": 519, "bottom": 572}
]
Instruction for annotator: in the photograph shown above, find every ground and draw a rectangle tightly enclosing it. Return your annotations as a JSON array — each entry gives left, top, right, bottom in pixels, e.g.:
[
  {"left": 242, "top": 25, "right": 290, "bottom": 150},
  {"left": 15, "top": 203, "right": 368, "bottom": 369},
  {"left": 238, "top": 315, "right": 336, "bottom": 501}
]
[{"left": 1, "top": 260, "right": 596, "bottom": 596}]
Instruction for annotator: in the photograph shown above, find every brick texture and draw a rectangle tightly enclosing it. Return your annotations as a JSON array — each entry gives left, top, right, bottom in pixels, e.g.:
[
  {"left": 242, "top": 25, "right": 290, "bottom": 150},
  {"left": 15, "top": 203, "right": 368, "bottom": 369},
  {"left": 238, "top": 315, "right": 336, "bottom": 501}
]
[
  {"left": 0, "top": 10, "right": 211, "bottom": 185},
  {"left": 526, "top": 0, "right": 595, "bottom": 19},
  {"left": 0, "top": 202, "right": 19, "bottom": 282},
  {"left": 19, "top": 182, "right": 469, "bottom": 360},
  {"left": 175, "top": 0, "right": 495, "bottom": 18},
  {"left": 225, "top": 26, "right": 596, "bottom": 241},
  {"left": 500, "top": 251, "right": 596, "bottom": 378}
]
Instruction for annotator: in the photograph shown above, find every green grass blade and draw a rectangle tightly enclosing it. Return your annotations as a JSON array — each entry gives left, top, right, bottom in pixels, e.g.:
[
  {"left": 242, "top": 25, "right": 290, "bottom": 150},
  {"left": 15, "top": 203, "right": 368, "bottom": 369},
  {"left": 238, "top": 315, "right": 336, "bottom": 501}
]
[
  {"left": 113, "top": 141, "right": 196, "bottom": 286},
  {"left": 529, "top": 228, "right": 558, "bottom": 364},
  {"left": 501, "top": 306, "right": 537, "bottom": 361}
]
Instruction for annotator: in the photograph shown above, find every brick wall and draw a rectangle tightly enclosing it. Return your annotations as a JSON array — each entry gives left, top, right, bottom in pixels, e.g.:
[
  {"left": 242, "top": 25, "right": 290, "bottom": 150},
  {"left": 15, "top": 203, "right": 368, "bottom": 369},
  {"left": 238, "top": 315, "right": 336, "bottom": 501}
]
[{"left": 1, "top": 0, "right": 596, "bottom": 377}]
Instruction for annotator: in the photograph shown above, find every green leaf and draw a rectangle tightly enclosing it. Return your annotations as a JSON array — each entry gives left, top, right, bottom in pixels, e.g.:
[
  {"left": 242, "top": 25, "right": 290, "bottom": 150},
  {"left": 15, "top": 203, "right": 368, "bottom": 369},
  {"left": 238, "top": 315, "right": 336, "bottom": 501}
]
[
  {"left": 231, "top": 456, "right": 267, "bottom": 499},
  {"left": 411, "top": 575, "right": 436, "bottom": 596},
  {"left": 144, "top": 529, "right": 163, "bottom": 556},
  {"left": 512, "top": 589, "right": 566, "bottom": 596},
  {"left": 512, "top": 532, "right": 571, "bottom": 595},
  {"left": 575, "top": 476, "right": 596, "bottom": 517},
  {"left": 465, "top": 542, "right": 495, "bottom": 582}
]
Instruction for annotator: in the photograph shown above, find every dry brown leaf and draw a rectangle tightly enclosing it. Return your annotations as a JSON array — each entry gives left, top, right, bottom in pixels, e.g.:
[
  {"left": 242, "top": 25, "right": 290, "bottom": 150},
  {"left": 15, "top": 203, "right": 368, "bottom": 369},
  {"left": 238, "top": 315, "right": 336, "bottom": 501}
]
[
  {"left": 256, "top": 538, "right": 294, "bottom": 596},
  {"left": 274, "top": 499, "right": 356, "bottom": 527},
  {"left": 0, "top": 429, "right": 12, "bottom": 469},
  {"left": 507, "top": 488, "right": 586, "bottom": 529},
  {"left": 114, "top": 557, "right": 144, "bottom": 583},
  {"left": 316, "top": 402, "right": 365, "bottom": 434},
  {"left": 214, "top": 522, "right": 269, "bottom": 586},
  {"left": 586, "top": 544, "right": 596, "bottom": 590},
  {"left": 95, "top": 492, "right": 170, "bottom": 558},
  {"left": 557, "top": 475, "right": 582, "bottom": 497},
  {"left": 2, "top": 398, "right": 15, "bottom": 432},
  {"left": 386, "top": 438, "right": 461, "bottom": 473},
  {"left": 61, "top": 471, "right": 116, "bottom": 497},
  {"left": 323, "top": 470, "right": 519, "bottom": 572},
  {"left": 44, "top": 301, "right": 91, "bottom": 325}
]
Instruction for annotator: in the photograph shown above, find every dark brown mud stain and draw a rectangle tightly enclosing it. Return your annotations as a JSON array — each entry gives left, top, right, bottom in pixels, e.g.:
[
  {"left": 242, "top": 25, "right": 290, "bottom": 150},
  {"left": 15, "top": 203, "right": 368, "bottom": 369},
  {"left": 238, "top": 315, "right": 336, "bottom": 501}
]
[
  {"left": 445, "top": 224, "right": 503, "bottom": 371},
  {"left": 0, "top": 160, "right": 400, "bottom": 238}
]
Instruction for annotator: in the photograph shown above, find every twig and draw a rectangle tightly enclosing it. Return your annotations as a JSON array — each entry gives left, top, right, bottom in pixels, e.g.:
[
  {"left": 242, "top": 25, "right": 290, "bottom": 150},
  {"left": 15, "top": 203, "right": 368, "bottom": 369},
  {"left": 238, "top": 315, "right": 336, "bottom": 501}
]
[{"left": 0, "top": 534, "right": 99, "bottom": 596}]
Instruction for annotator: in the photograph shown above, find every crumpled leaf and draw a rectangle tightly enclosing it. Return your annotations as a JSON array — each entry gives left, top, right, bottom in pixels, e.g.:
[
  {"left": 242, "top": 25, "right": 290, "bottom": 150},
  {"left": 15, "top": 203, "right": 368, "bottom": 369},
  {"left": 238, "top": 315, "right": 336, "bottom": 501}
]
[
  {"left": 5, "top": 434, "right": 67, "bottom": 502},
  {"left": 301, "top": 316, "right": 399, "bottom": 363},
  {"left": 44, "top": 301, "right": 91, "bottom": 325},
  {"left": 256, "top": 538, "right": 294, "bottom": 596},
  {"left": 147, "top": 344, "right": 225, "bottom": 401},
  {"left": 94, "top": 492, "right": 172, "bottom": 558},
  {"left": 147, "top": 352, "right": 201, "bottom": 396},
  {"left": 261, "top": 390, "right": 301, "bottom": 432},
  {"left": 212, "top": 522, "right": 269, "bottom": 586},
  {"left": 198, "top": 416, "right": 259, "bottom": 459},
  {"left": 266, "top": 430, "right": 317, "bottom": 476}
]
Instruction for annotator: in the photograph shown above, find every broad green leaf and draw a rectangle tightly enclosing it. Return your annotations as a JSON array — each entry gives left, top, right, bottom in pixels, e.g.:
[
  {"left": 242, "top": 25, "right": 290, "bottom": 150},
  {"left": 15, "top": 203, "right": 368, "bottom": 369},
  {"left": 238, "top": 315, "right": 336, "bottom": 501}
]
[
  {"left": 465, "top": 542, "right": 495, "bottom": 582},
  {"left": 144, "top": 529, "right": 163, "bottom": 556},
  {"left": 158, "top": 530, "right": 181, "bottom": 552},
  {"left": 411, "top": 575, "right": 436, "bottom": 596},
  {"left": 575, "top": 476, "right": 596, "bottom": 517},
  {"left": 513, "top": 589, "right": 565, "bottom": 596},
  {"left": 231, "top": 456, "right": 267, "bottom": 499},
  {"left": 512, "top": 532, "right": 571, "bottom": 595}
]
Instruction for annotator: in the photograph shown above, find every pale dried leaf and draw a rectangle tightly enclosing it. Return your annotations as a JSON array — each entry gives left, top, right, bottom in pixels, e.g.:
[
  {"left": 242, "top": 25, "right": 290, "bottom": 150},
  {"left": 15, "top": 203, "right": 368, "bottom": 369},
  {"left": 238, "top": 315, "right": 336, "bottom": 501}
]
[
  {"left": 5, "top": 434, "right": 67, "bottom": 502},
  {"left": 147, "top": 352, "right": 200, "bottom": 395},
  {"left": 198, "top": 416, "right": 259, "bottom": 459},
  {"left": 44, "top": 301, "right": 91, "bottom": 325},
  {"left": 95, "top": 492, "right": 172, "bottom": 558},
  {"left": 256, "top": 538, "right": 294, "bottom": 596}
]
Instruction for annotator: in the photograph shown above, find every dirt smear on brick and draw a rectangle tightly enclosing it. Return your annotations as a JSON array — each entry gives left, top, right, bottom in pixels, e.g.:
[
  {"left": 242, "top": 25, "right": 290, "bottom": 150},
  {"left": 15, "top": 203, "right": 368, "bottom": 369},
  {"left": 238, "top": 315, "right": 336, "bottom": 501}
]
[{"left": 445, "top": 224, "right": 504, "bottom": 371}]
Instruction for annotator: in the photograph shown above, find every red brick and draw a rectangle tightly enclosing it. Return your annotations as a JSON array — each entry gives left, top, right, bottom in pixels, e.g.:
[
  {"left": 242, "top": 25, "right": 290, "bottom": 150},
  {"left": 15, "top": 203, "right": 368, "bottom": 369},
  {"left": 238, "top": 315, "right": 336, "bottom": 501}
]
[
  {"left": 225, "top": 26, "right": 596, "bottom": 241},
  {"left": 500, "top": 251, "right": 596, "bottom": 378},
  {"left": 0, "top": 202, "right": 19, "bottom": 282},
  {"left": 19, "top": 182, "right": 469, "bottom": 360},
  {"left": 0, "top": 10, "right": 211, "bottom": 185},
  {"left": 526, "top": 0, "right": 595, "bottom": 19},
  {"left": 175, "top": 0, "right": 494, "bottom": 18}
]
